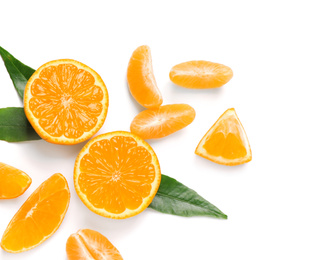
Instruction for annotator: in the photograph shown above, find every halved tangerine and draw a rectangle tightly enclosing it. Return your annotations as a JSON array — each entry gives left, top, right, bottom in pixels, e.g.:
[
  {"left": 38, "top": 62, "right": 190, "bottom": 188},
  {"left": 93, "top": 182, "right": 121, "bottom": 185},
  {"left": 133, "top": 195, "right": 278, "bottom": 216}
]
[
  {"left": 74, "top": 131, "right": 161, "bottom": 219},
  {"left": 24, "top": 59, "right": 109, "bottom": 145}
]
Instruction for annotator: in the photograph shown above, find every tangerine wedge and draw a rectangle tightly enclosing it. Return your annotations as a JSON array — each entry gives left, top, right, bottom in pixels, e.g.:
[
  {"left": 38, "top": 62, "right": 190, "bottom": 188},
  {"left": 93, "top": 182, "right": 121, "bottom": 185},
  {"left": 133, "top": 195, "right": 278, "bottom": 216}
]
[
  {"left": 127, "top": 45, "right": 163, "bottom": 108},
  {"left": 1, "top": 173, "right": 70, "bottom": 253},
  {"left": 169, "top": 60, "right": 233, "bottom": 89},
  {"left": 66, "top": 229, "right": 123, "bottom": 260},
  {"left": 24, "top": 59, "right": 109, "bottom": 145},
  {"left": 195, "top": 108, "right": 251, "bottom": 166},
  {"left": 130, "top": 104, "right": 196, "bottom": 139},
  {"left": 0, "top": 162, "right": 31, "bottom": 199},
  {"left": 74, "top": 131, "right": 161, "bottom": 219}
]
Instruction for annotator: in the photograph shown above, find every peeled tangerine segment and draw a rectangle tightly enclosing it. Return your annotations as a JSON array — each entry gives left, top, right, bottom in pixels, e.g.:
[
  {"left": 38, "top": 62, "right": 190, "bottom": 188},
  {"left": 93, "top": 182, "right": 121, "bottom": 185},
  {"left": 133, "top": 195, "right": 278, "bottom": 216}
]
[
  {"left": 130, "top": 104, "right": 196, "bottom": 139},
  {"left": 195, "top": 108, "right": 252, "bottom": 166},
  {"left": 74, "top": 131, "right": 161, "bottom": 219},
  {"left": 169, "top": 60, "right": 233, "bottom": 89},
  {"left": 66, "top": 229, "right": 123, "bottom": 260},
  {"left": 127, "top": 45, "right": 163, "bottom": 108},
  {"left": 0, "top": 162, "right": 31, "bottom": 199},
  {"left": 1, "top": 173, "right": 70, "bottom": 253}
]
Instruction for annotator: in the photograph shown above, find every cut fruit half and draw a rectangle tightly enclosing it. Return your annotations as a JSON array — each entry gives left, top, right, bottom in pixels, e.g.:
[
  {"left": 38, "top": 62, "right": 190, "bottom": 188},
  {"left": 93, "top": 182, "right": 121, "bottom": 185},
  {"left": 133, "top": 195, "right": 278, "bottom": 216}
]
[
  {"left": 66, "top": 229, "right": 123, "bottom": 260},
  {"left": 195, "top": 108, "right": 251, "bottom": 166},
  {"left": 1, "top": 173, "right": 70, "bottom": 253},
  {"left": 130, "top": 104, "right": 196, "bottom": 139},
  {"left": 169, "top": 60, "right": 233, "bottom": 89},
  {"left": 0, "top": 162, "right": 31, "bottom": 199},
  {"left": 24, "top": 59, "right": 109, "bottom": 145},
  {"left": 74, "top": 131, "right": 161, "bottom": 219},
  {"left": 127, "top": 45, "right": 163, "bottom": 108}
]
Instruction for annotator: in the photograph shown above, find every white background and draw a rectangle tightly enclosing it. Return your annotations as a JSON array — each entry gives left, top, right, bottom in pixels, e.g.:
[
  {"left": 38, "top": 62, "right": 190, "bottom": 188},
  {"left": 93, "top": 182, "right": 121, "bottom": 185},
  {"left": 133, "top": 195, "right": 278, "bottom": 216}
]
[{"left": 0, "top": 0, "right": 309, "bottom": 259}]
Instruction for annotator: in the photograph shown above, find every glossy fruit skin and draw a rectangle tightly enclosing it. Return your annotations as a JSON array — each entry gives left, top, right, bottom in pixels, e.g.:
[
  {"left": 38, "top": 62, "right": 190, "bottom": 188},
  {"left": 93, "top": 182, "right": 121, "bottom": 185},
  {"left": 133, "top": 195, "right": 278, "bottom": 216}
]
[
  {"left": 127, "top": 45, "right": 163, "bottom": 108},
  {"left": 130, "top": 104, "right": 196, "bottom": 139},
  {"left": 169, "top": 60, "right": 233, "bottom": 89}
]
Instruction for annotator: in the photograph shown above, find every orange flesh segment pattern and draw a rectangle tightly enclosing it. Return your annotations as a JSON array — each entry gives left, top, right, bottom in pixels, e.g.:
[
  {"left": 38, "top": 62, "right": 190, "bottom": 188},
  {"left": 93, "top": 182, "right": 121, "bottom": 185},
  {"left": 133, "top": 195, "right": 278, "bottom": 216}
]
[
  {"left": 0, "top": 162, "right": 32, "bottom": 199},
  {"left": 130, "top": 104, "right": 196, "bottom": 139},
  {"left": 29, "top": 64, "right": 103, "bottom": 139},
  {"left": 127, "top": 45, "right": 163, "bottom": 108},
  {"left": 1, "top": 173, "right": 70, "bottom": 253},
  {"left": 169, "top": 60, "right": 233, "bottom": 89},
  {"left": 66, "top": 229, "right": 123, "bottom": 260}
]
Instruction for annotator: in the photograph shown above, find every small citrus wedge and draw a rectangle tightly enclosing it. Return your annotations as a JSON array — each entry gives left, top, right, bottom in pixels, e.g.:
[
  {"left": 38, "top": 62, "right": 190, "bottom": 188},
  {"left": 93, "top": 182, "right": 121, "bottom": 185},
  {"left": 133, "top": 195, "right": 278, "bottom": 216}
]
[
  {"left": 24, "top": 59, "right": 109, "bottom": 145},
  {"left": 0, "top": 162, "right": 31, "bottom": 199},
  {"left": 74, "top": 131, "right": 161, "bottom": 219},
  {"left": 1, "top": 173, "right": 70, "bottom": 253},
  {"left": 66, "top": 229, "right": 123, "bottom": 260},
  {"left": 130, "top": 104, "right": 196, "bottom": 139},
  {"left": 127, "top": 45, "right": 163, "bottom": 108},
  {"left": 169, "top": 60, "right": 233, "bottom": 89},
  {"left": 195, "top": 108, "right": 251, "bottom": 166}
]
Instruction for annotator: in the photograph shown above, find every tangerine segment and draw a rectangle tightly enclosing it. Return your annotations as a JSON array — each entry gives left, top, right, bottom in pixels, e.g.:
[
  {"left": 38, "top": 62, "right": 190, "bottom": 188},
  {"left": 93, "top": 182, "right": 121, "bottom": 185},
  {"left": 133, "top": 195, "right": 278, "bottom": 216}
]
[
  {"left": 24, "top": 59, "right": 109, "bottom": 145},
  {"left": 74, "top": 131, "right": 161, "bottom": 219},
  {"left": 130, "top": 104, "right": 196, "bottom": 139},
  {"left": 169, "top": 60, "right": 233, "bottom": 89},
  {"left": 1, "top": 173, "right": 70, "bottom": 253},
  {"left": 127, "top": 45, "right": 163, "bottom": 108},
  {"left": 195, "top": 108, "right": 251, "bottom": 166},
  {"left": 66, "top": 229, "right": 123, "bottom": 260},
  {"left": 0, "top": 162, "right": 31, "bottom": 199}
]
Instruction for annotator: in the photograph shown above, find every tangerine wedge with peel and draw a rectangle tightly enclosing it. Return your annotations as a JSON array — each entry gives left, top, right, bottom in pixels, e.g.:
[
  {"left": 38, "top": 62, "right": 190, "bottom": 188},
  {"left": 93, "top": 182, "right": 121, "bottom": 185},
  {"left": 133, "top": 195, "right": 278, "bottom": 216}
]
[
  {"left": 1, "top": 173, "right": 70, "bottom": 253},
  {"left": 74, "top": 131, "right": 161, "bottom": 219},
  {"left": 66, "top": 229, "right": 123, "bottom": 260},
  {"left": 24, "top": 59, "right": 109, "bottom": 145},
  {"left": 195, "top": 108, "right": 252, "bottom": 166},
  {"left": 0, "top": 162, "right": 31, "bottom": 199},
  {"left": 169, "top": 60, "right": 233, "bottom": 89},
  {"left": 127, "top": 45, "right": 163, "bottom": 108},
  {"left": 130, "top": 104, "right": 196, "bottom": 139}
]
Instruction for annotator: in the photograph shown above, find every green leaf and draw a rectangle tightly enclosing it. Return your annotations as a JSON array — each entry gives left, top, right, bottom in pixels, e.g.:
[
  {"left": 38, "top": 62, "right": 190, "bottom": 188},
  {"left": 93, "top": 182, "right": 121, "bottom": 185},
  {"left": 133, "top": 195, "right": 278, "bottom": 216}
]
[
  {"left": 149, "top": 174, "right": 227, "bottom": 219},
  {"left": 0, "top": 46, "right": 35, "bottom": 99},
  {"left": 0, "top": 107, "right": 41, "bottom": 142}
]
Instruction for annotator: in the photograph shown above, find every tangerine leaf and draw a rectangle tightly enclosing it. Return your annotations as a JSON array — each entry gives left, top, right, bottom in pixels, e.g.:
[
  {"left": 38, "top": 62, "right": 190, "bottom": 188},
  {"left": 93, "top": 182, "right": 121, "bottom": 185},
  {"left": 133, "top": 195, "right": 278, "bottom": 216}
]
[
  {"left": 0, "top": 107, "right": 41, "bottom": 142},
  {"left": 0, "top": 46, "right": 35, "bottom": 99},
  {"left": 149, "top": 174, "right": 227, "bottom": 219}
]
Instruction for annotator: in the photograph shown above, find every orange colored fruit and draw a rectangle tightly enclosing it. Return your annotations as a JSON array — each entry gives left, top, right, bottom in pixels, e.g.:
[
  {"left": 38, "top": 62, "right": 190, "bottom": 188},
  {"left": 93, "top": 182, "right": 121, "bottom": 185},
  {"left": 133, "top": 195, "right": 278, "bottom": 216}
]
[
  {"left": 195, "top": 108, "right": 251, "bottom": 166},
  {"left": 169, "top": 60, "right": 233, "bottom": 89},
  {"left": 127, "top": 45, "right": 163, "bottom": 108},
  {"left": 24, "top": 59, "right": 109, "bottom": 145},
  {"left": 1, "top": 173, "right": 70, "bottom": 253},
  {"left": 0, "top": 162, "right": 31, "bottom": 199},
  {"left": 130, "top": 104, "right": 196, "bottom": 139},
  {"left": 74, "top": 131, "right": 161, "bottom": 219},
  {"left": 66, "top": 229, "right": 123, "bottom": 260}
]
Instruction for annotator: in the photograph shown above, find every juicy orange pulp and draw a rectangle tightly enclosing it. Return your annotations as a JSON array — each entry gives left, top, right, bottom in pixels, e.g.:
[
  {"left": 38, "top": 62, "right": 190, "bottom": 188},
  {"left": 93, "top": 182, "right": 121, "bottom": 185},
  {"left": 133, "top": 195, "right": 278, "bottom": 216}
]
[
  {"left": 74, "top": 131, "right": 161, "bottom": 219},
  {"left": 66, "top": 229, "right": 123, "bottom": 260},
  {"left": 127, "top": 45, "right": 163, "bottom": 108},
  {"left": 0, "top": 162, "right": 31, "bottom": 199},
  {"left": 1, "top": 173, "right": 70, "bottom": 253},
  {"left": 130, "top": 104, "right": 196, "bottom": 139},
  {"left": 24, "top": 59, "right": 108, "bottom": 145},
  {"left": 169, "top": 60, "right": 233, "bottom": 89},
  {"left": 195, "top": 108, "right": 251, "bottom": 166}
]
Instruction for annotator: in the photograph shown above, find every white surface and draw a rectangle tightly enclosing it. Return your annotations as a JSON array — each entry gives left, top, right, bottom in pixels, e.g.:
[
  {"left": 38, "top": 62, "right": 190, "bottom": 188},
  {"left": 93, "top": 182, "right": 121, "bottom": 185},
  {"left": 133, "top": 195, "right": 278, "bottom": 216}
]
[{"left": 0, "top": 0, "right": 309, "bottom": 259}]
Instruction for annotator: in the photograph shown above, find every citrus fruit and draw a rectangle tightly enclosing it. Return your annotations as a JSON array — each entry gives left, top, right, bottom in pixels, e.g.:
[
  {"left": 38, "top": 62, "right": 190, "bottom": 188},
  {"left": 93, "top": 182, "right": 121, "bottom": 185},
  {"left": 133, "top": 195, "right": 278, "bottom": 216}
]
[
  {"left": 24, "top": 59, "right": 109, "bottom": 145},
  {"left": 169, "top": 60, "right": 233, "bottom": 89},
  {"left": 0, "top": 162, "right": 31, "bottom": 199},
  {"left": 195, "top": 108, "right": 251, "bottom": 166},
  {"left": 66, "top": 229, "right": 123, "bottom": 260},
  {"left": 130, "top": 104, "right": 196, "bottom": 139},
  {"left": 74, "top": 131, "right": 161, "bottom": 219},
  {"left": 1, "top": 173, "right": 70, "bottom": 253},
  {"left": 127, "top": 45, "right": 163, "bottom": 108}
]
